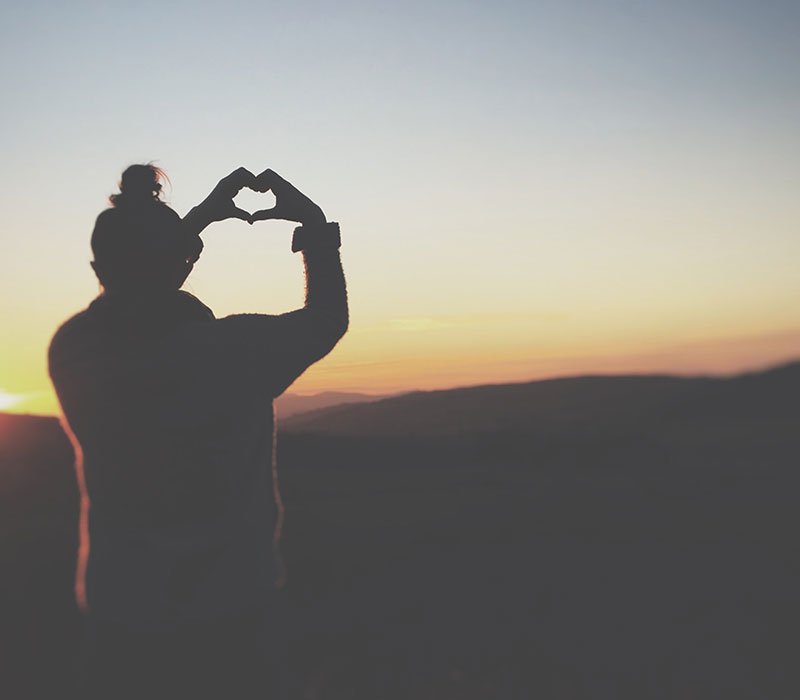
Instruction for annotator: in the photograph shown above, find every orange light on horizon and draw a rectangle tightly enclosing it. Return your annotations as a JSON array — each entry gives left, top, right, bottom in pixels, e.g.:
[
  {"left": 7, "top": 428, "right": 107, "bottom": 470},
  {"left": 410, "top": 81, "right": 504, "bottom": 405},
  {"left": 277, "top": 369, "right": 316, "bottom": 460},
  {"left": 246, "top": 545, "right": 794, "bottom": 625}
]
[
  {"left": 0, "top": 390, "right": 21, "bottom": 411},
  {"left": 4, "top": 321, "right": 800, "bottom": 418}
]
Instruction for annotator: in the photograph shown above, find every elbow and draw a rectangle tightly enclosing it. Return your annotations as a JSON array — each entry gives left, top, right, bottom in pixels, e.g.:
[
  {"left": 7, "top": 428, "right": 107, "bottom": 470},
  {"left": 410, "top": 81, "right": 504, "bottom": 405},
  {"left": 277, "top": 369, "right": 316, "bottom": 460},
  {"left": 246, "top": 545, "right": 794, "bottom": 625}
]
[
  {"left": 324, "top": 310, "right": 349, "bottom": 351},
  {"left": 309, "top": 297, "right": 348, "bottom": 354},
  {"left": 308, "top": 309, "right": 348, "bottom": 355},
  {"left": 337, "top": 310, "right": 349, "bottom": 340},
  {"left": 329, "top": 295, "right": 349, "bottom": 342},
  {"left": 306, "top": 315, "right": 348, "bottom": 367},
  {"left": 325, "top": 316, "right": 348, "bottom": 350}
]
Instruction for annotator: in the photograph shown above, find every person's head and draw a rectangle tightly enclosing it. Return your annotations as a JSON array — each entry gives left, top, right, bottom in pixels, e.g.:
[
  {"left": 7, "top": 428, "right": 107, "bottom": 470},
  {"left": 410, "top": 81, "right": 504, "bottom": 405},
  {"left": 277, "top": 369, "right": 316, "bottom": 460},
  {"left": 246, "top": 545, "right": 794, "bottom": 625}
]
[{"left": 90, "top": 164, "right": 202, "bottom": 294}]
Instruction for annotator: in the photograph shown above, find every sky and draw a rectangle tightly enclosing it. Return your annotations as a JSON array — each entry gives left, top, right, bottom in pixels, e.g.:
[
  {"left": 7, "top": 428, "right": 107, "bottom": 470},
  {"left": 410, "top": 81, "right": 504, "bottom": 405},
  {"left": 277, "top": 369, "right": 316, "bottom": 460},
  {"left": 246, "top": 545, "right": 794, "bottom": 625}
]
[{"left": 1, "top": 0, "right": 799, "bottom": 415}]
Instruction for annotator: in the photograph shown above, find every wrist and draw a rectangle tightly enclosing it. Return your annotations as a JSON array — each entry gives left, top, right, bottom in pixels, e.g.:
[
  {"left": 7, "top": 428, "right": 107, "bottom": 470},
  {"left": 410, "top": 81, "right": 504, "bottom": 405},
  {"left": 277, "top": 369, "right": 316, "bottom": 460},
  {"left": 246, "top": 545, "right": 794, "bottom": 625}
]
[
  {"left": 291, "top": 221, "right": 340, "bottom": 253},
  {"left": 182, "top": 204, "right": 213, "bottom": 236}
]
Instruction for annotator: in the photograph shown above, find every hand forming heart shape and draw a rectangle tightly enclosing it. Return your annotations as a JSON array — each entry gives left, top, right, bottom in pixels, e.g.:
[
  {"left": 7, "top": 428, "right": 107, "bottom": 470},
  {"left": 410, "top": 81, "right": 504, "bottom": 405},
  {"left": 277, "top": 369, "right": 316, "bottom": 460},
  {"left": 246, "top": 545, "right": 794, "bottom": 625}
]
[
  {"left": 205, "top": 167, "right": 326, "bottom": 226},
  {"left": 248, "top": 168, "right": 326, "bottom": 225}
]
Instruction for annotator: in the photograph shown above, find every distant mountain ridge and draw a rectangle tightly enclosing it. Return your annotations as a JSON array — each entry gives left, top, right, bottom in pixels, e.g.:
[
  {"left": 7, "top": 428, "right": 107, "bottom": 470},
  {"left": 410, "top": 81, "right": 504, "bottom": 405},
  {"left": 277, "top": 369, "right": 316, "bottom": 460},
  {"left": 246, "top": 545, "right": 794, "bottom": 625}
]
[
  {"left": 3, "top": 361, "right": 798, "bottom": 442},
  {"left": 275, "top": 391, "right": 385, "bottom": 419},
  {"left": 281, "top": 361, "right": 800, "bottom": 438}
]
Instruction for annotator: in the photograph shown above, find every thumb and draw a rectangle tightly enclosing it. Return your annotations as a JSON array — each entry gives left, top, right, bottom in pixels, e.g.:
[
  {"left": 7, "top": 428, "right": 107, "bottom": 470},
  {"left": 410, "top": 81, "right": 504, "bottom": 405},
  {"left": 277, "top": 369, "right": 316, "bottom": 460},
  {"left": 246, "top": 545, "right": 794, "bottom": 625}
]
[
  {"left": 229, "top": 207, "right": 251, "bottom": 222},
  {"left": 249, "top": 207, "right": 282, "bottom": 223}
]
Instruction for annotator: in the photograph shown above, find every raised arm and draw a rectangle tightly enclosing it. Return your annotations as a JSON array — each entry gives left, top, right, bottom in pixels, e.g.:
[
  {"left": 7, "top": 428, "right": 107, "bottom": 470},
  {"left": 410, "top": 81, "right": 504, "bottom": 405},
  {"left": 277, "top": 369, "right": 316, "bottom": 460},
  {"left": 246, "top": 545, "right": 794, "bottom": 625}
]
[
  {"left": 267, "top": 221, "right": 348, "bottom": 392},
  {"left": 216, "top": 168, "right": 348, "bottom": 397},
  {"left": 253, "top": 169, "right": 348, "bottom": 393}
]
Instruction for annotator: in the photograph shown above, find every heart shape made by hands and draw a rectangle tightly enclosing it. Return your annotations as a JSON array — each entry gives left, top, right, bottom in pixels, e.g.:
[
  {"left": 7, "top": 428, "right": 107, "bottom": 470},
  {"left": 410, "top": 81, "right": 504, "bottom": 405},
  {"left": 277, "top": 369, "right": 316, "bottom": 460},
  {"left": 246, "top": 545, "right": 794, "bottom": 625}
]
[
  {"left": 209, "top": 167, "right": 324, "bottom": 225},
  {"left": 233, "top": 187, "right": 276, "bottom": 221}
]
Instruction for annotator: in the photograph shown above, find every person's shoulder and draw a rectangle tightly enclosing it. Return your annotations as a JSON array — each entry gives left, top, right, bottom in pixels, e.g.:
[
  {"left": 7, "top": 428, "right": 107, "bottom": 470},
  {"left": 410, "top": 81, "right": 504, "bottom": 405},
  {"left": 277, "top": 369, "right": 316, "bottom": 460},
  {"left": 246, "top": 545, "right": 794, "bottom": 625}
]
[
  {"left": 195, "top": 312, "right": 283, "bottom": 352},
  {"left": 48, "top": 303, "right": 101, "bottom": 370},
  {"left": 174, "top": 290, "right": 215, "bottom": 320},
  {"left": 50, "top": 307, "right": 92, "bottom": 350},
  {"left": 215, "top": 312, "right": 281, "bottom": 332}
]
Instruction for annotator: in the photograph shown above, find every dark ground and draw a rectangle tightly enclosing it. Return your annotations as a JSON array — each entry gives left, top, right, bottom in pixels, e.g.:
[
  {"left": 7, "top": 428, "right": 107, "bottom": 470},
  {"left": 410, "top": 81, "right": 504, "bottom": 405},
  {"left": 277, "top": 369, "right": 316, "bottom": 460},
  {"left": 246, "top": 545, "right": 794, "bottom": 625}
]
[{"left": 1, "top": 364, "right": 798, "bottom": 698}]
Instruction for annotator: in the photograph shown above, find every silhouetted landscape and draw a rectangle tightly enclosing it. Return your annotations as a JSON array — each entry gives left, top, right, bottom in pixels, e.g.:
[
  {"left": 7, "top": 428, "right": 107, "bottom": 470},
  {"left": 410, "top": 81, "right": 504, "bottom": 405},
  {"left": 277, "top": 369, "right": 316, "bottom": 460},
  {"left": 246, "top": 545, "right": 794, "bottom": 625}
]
[
  {"left": 2, "top": 363, "right": 798, "bottom": 698},
  {"left": 276, "top": 391, "right": 387, "bottom": 419}
]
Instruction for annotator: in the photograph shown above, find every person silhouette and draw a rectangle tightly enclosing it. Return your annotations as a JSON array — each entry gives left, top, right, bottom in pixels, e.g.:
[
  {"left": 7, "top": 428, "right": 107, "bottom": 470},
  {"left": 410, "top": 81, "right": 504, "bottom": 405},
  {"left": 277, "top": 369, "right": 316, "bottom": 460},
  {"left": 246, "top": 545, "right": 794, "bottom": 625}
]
[{"left": 48, "top": 164, "right": 348, "bottom": 698}]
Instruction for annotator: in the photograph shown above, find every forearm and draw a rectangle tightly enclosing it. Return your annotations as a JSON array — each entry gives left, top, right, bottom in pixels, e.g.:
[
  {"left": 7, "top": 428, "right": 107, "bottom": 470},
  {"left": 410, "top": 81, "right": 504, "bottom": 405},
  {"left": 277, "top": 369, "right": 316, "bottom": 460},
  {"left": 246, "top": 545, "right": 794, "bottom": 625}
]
[
  {"left": 303, "top": 247, "right": 348, "bottom": 338},
  {"left": 181, "top": 201, "right": 215, "bottom": 238},
  {"left": 214, "top": 221, "right": 347, "bottom": 398},
  {"left": 296, "top": 222, "right": 349, "bottom": 345}
]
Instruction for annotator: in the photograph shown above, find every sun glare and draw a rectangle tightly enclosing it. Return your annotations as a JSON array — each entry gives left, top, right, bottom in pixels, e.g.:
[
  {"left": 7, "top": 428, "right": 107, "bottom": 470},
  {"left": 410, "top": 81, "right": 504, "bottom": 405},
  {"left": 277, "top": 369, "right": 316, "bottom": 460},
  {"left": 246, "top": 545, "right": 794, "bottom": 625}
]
[{"left": 0, "top": 390, "right": 20, "bottom": 411}]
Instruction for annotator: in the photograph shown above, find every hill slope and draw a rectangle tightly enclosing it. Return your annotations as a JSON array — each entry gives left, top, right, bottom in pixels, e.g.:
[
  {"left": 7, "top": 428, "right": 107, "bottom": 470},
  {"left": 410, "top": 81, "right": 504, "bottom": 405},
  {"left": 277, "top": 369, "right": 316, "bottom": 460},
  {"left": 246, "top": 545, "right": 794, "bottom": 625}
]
[
  {"left": 281, "top": 361, "right": 800, "bottom": 439},
  {"left": 275, "top": 391, "right": 385, "bottom": 419},
  {"left": 2, "top": 361, "right": 799, "bottom": 698}
]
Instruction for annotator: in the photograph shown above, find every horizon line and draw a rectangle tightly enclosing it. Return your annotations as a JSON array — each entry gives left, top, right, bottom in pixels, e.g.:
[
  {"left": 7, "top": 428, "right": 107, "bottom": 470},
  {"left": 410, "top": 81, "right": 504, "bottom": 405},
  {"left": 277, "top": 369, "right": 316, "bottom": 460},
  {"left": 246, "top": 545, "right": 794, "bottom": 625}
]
[{"left": 6, "top": 356, "right": 798, "bottom": 421}]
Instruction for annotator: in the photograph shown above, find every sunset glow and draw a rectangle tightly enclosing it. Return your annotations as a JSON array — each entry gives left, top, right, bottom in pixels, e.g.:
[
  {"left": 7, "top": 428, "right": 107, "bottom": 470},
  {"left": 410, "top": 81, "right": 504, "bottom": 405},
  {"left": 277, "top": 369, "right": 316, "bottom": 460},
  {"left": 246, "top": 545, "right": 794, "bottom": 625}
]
[
  {"left": 0, "top": 390, "right": 21, "bottom": 411},
  {"left": 1, "top": 2, "right": 799, "bottom": 417}
]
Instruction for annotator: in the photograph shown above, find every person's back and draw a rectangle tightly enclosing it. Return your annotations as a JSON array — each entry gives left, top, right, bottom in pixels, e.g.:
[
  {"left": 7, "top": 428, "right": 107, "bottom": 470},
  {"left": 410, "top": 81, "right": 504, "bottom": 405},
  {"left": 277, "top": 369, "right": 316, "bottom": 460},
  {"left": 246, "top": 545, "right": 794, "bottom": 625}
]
[{"left": 48, "top": 164, "right": 347, "bottom": 698}]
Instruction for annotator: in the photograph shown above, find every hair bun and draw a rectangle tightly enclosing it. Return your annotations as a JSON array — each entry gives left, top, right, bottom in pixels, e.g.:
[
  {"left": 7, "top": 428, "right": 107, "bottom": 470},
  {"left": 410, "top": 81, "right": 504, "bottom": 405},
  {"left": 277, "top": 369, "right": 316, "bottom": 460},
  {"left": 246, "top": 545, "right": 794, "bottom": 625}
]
[{"left": 110, "top": 163, "right": 167, "bottom": 207}]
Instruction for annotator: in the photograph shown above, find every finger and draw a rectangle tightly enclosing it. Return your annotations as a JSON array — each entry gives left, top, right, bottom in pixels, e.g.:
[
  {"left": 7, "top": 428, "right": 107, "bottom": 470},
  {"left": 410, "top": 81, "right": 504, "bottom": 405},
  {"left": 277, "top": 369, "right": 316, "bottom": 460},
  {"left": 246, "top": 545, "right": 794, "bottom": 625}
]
[
  {"left": 222, "top": 168, "right": 256, "bottom": 195},
  {"left": 251, "top": 169, "right": 273, "bottom": 193},
  {"left": 249, "top": 207, "right": 282, "bottom": 222},
  {"left": 254, "top": 168, "right": 287, "bottom": 193},
  {"left": 236, "top": 168, "right": 257, "bottom": 188},
  {"left": 268, "top": 169, "right": 291, "bottom": 193},
  {"left": 229, "top": 207, "right": 251, "bottom": 221},
  {"left": 255, "top": 168, "right": 277, "bottom": 181}
]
